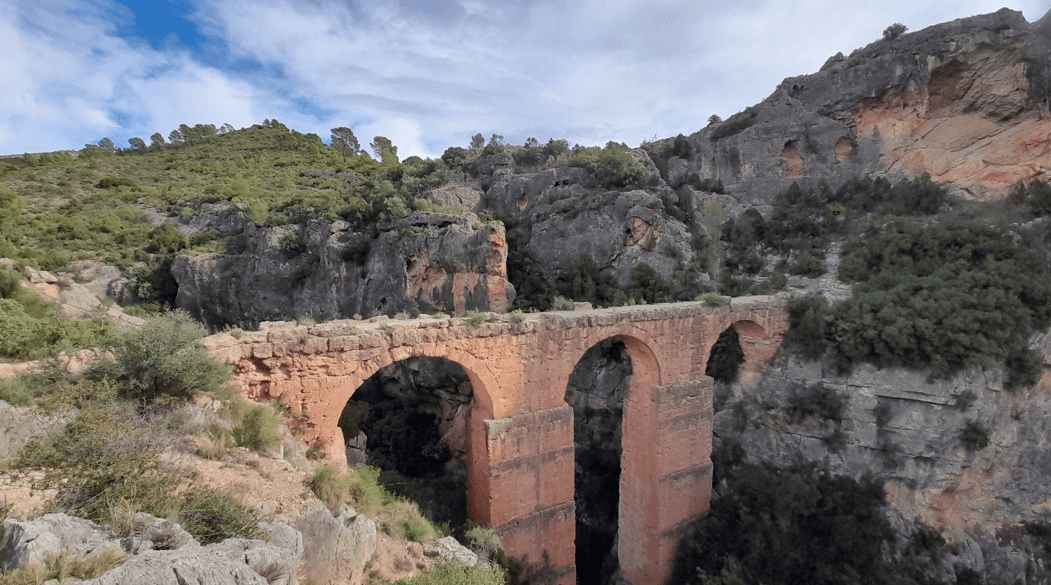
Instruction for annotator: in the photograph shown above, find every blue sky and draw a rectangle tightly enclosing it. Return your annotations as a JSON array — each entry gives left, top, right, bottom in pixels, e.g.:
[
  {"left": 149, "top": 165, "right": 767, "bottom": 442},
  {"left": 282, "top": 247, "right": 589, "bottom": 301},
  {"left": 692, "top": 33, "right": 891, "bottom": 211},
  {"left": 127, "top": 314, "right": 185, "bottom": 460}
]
[{"left": 2, "top": 0, "right": 1048, "bottom": 159}]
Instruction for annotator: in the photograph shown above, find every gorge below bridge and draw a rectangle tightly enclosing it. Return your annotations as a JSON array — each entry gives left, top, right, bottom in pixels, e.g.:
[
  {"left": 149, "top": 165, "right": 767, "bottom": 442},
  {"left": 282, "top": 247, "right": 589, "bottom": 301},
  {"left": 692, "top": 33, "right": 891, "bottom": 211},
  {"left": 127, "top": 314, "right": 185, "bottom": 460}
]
[{"left": 204, "top": 295, "right": 790, "bottom": 584}]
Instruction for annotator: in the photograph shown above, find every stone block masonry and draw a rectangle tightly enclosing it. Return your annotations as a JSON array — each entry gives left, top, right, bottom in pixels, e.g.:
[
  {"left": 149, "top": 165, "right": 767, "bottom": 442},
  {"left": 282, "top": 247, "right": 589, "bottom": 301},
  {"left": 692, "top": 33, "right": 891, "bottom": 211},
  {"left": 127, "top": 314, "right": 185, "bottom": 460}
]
[{"left": 203, "top": 295, "right": 789, "bottom": 584}]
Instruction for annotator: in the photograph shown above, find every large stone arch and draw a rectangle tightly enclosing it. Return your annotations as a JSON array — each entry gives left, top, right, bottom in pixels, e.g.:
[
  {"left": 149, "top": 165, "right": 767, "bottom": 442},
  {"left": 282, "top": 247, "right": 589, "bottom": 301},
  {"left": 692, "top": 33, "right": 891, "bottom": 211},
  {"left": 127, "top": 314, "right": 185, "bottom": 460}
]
[
  {"left": 316, "top": 345, "right": 502, "bottom": 527},
  {"left": 558, "top": 331, "right": 664, "bottom": 584}
]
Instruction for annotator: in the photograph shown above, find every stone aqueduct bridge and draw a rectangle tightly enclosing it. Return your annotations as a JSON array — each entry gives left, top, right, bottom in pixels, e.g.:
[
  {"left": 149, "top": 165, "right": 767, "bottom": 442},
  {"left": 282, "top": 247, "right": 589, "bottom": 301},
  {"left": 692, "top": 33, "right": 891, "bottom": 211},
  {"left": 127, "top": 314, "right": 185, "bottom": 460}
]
[{"left": 203, "top": 295, "right": 789, "bottom": 584}]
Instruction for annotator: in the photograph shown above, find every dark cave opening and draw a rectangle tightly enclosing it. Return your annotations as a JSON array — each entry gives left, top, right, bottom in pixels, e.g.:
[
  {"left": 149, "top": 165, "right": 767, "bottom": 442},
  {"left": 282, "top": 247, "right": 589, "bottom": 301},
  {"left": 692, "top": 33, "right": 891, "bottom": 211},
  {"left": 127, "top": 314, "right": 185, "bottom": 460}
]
[
  {"left": 565, "top": 339, "right": 632, "bottom": 585},
  {"left": 338, "top": 357, "right": 472, "bottom": 529}
]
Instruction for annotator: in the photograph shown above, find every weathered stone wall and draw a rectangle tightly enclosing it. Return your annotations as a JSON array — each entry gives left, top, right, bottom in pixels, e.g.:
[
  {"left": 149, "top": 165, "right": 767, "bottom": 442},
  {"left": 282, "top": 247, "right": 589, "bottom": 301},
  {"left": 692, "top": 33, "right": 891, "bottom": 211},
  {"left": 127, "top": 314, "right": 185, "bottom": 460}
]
[{"left": 204, "top": 296, "right": 789, "bottom": 584}]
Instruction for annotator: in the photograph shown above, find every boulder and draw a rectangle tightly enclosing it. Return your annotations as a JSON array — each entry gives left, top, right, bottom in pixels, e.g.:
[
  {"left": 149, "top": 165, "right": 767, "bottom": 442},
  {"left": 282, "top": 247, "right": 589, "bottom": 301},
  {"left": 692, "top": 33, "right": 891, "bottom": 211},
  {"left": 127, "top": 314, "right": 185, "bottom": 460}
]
[
  {"left": 291, "top": 503, "right": 377, "bottom": 585},
  {"left": 0, "top": 514, "right": 120, "bottom": 572},
  {"left": 2, "top": 513, "right": 303, "bottom": 585},
  {"left": 0, "top": 401, "right": 69, "bottom": 460},
  {"left": 78, "top": 538, "right": 294, "bottom": 585}
]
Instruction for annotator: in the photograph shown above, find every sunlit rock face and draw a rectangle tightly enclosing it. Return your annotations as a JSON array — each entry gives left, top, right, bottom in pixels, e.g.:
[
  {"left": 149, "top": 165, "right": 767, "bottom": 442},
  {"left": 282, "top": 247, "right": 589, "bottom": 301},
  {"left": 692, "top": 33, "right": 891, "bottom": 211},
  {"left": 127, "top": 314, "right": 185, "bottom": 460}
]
[{"left": 661, "top": 8, "right": 1051, "bottom": 204}]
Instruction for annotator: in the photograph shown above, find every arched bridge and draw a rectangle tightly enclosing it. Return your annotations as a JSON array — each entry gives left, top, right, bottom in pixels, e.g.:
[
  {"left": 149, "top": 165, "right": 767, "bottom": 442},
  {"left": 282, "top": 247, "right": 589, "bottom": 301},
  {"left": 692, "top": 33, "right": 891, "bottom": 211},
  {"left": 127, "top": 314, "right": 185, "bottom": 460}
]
[{"left": 203, "top": 295, "right": 789, "bottom": 584}]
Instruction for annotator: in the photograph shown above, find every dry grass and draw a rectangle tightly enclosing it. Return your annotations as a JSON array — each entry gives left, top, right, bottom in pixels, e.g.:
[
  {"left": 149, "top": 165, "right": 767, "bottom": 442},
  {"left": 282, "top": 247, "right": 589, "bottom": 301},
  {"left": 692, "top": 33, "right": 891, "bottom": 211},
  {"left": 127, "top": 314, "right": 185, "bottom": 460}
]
[{"left": 0, "top": 548, "right": 129, "bottom": 585}]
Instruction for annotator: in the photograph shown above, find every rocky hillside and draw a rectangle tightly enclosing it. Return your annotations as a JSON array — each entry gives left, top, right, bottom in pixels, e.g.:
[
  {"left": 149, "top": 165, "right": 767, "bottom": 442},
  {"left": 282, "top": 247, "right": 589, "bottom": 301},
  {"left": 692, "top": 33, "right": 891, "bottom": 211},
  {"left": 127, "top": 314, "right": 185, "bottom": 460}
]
[{"left": 654, "top": 8, "right": 1051, "bottom": 203}]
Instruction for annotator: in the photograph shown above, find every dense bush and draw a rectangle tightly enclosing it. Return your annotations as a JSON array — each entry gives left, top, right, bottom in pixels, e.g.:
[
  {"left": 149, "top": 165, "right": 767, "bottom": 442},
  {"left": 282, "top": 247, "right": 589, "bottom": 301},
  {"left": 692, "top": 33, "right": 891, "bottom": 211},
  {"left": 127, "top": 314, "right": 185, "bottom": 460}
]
[
  {"left": 393, "top": 561, "right": 505, "bottom": 585},
  {"left": 89, "top": 311, "right": 230, "bottom": 402},
  {"left": 1011, "top": 178, "right": 1051, "bottom": 216},
  {"left": 787, "top": 383, "right": 846, "bottom": 423},
  {"left": 709, "top": 107, "right": 760, "bottom": 141},
  {"left": 670, "top": 461, "right": 894, "bottom": 585},
  {"left": 504, "top": 229, "right": 555, "bottom": 312},
  {"left": 787, "top": 224, "right": 1051, "bottom": 382},
  {"left": 705, "top": 327, "right": 744, "bottom": 384},
  {"left": 361, "top": 407, "right": 451, "bottom": 478},
  {"left": 960, "top": 421, "right": 991, "bottom": 452},
  {"left": 563, "top": 142, "right": 644, "bottom": 188},
  {"left": 0, "top": 273, "right": 114, "bottom": 360}
]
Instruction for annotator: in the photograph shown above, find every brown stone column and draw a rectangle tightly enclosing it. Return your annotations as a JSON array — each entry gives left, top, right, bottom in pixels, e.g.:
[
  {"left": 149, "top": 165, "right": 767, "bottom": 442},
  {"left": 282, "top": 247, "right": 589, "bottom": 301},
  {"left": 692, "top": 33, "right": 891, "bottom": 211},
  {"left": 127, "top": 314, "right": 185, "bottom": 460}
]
[
  {"left": 620, "top": 378, "right": 714, "bottom": 584},
  {"left": 654, "top": 379, "right": 714, "bottom": 581},
  {"left": 483, "top": 405, "right": 576, "bottom": 584}
]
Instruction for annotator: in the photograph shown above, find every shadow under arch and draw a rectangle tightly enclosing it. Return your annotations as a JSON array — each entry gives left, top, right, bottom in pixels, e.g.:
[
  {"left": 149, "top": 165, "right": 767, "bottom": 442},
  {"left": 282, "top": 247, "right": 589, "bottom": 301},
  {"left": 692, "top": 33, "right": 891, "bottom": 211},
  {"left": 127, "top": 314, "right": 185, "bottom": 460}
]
[
  {"left": 330, "top": 345, "right": 502, "bottom": 528},
  {"left": 563, "top": 332, "right": 663, "bottom": 585}
]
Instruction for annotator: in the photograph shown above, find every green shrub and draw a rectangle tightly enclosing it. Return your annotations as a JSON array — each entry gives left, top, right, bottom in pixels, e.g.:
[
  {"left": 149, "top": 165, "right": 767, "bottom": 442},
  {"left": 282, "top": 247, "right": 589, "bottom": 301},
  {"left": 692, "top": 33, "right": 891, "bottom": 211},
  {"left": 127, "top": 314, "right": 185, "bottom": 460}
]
[
  {"left": 670, "top": 461, "right": 893, "bottom": 585},
  {"left": 551, "top": 296, "right": 574, "bottom": 311},
  {"left": 706, "top": 327, "right": 744, "bottom": 384},
  {"left": 464, "top": 524, "right": 502, "bottom": 561},
  {"left": 466, "top": 310, "right": 486, "bottom": 328},
  {"left": 231, "top": 403, "right": 282, "bottom": 451},
  {"left": 173, "top": 486, "right": 261, "bottom": 544},
  {"left": 709, "top": 107, "right": 760, "bottom": 141},
  {"left": 1005, "top": 347, "right": 1045, "bottom": 390},
  {"left": 787, "top": 383, "right": 846, "bottom": 423},
  {"left": 393, "top": 561, "right": 505, "bottom": 585},
  {"left": 1012, "top": 179, "right": 1051, "bottom": 216},
  {"left": 563, "top": 143, "right": 644, "bottom": 188},
  {"left": 12, "top": 400, "right": 260, "bottom": 545},
  {"left": 309, "top": 465, "right": 361, "bottom": 513},
  {"left": 695, "top": 292, "right": 727, "bottom": 306},
  {"left": 784, "top": 297, "right": 829, "bottom": 361},
  {"left": 97, "top": 176, "right": 137, "bottom": 189},
  {"left": 308, "top": 465, "right": 387, "bottom": 515},
  {"left": 960, "top": 421, "right": 991, "bottom": 452},
  {"left": 89, "top": 311, "right": 229, "bottom": 402},
  {"left": 279, "top": 233, "right": 307, "bottom": 257},
  {"left": 788, "top": 252, "right": 824, "bottom": 277}
]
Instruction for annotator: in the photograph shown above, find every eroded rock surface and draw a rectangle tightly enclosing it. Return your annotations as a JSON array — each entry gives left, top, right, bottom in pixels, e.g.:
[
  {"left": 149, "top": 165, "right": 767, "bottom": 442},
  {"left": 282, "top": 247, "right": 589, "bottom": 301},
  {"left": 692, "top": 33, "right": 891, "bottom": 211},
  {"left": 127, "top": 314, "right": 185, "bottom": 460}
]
[
  {"left": 663, "top": 8, "right": 1051, "bottom": 202},
  {"left": 172, "top": 210, "right": 514, "bottom": 329},
  {"left": 718, "top": 352, "right": 1051, "bottom": 542}
]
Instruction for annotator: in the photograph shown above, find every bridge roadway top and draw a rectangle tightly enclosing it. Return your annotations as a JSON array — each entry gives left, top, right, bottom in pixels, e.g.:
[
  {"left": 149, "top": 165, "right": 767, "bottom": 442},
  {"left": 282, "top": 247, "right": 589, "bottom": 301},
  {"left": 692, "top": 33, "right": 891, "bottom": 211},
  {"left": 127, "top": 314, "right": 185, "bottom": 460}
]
[{"left": 202, "top": 294, "right": 790, "bottom": 363}]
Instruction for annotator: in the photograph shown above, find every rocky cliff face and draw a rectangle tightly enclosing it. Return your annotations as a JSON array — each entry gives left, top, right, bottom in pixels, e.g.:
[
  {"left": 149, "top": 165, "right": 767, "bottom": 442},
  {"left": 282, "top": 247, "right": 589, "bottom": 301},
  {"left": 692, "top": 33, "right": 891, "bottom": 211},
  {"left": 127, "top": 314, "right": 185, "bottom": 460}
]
[
  {"left": 469, "top": 154, "right": 698, "bottom": 288},
  {"left": 715, "top": 347, "right": 1051, "bottom": 580},
  {"left": 172, "top": 208, "right": 514, "bottom": 329},
  {"left": 663, "top": 8, "right": 1051, "bottom": 203}
]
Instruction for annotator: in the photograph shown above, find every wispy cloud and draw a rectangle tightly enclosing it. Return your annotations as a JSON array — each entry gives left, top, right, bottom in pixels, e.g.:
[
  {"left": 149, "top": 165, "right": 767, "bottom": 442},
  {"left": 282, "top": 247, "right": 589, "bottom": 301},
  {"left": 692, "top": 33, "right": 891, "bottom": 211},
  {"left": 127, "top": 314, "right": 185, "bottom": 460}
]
[{"left": 2, "top": 0, "right": 1048, "bottom": 157}]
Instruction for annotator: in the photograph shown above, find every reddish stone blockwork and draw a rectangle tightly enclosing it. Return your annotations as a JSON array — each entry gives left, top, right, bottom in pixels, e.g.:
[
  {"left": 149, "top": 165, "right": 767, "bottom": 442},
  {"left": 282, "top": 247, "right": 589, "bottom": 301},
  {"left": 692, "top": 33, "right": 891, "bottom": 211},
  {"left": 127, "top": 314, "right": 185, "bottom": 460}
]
[{"left": 204, "top": 296, "right": 789, "bottom": 584}]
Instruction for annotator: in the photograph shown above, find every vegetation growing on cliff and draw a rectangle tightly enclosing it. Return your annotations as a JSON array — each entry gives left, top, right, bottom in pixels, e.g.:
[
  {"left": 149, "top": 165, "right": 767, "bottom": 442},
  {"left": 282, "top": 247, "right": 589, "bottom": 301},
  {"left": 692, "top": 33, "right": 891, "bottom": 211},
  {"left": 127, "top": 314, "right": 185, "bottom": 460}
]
[
  {"left": 785, "top": 223, "right": 1051, "bottom": 382},
  {"left": 670, "top": 459, "right": 895, "bottom": 585}
]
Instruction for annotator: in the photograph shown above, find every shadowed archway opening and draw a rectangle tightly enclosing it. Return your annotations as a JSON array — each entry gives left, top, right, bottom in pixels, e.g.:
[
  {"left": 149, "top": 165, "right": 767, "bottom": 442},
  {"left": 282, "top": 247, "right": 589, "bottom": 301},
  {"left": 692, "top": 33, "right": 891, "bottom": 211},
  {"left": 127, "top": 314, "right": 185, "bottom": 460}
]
[
  {"left": 339, "top": 356, "right": 473, "bottom": 530},
  {"left": 706, "top": 326, "right": 745, "bottom": 410},
  {"left": 565, "top": 338, "right": 632, "bottom": 585}
]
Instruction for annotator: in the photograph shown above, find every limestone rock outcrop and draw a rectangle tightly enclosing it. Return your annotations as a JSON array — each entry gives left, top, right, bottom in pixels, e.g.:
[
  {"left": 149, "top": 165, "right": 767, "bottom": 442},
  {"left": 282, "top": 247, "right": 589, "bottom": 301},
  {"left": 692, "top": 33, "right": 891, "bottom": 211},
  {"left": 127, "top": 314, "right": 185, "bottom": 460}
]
[
  {"left": 472, "top": 157, "right": 697, "bottom": 288},
  {"left": 717, "top": 352, "right": 1051, "bottom": 544},
  {"left": 171, "top": 209, "right": 514, "bottom": 329},
  {"left": 663, "top": 8, "right": 1051, "bottom": 203},
  {"left": 291, "top": 503, "right": 377, "bottom": 585},
  {"left": 0, "top": 513, "right": 303, "bottom": 585}
]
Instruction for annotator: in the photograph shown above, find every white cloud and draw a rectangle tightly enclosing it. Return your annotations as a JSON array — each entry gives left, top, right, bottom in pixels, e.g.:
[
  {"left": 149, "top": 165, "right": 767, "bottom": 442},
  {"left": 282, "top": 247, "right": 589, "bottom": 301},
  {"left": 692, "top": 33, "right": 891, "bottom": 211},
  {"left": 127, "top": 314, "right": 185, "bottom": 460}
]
[{"left": 3, "top": 0, "right": 1048, "bottom": 156}]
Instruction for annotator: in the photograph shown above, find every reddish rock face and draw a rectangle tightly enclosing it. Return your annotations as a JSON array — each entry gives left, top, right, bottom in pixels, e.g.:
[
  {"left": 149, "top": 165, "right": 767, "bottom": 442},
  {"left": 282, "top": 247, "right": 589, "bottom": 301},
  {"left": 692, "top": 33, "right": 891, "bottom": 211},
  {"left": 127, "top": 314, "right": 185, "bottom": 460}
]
[
  {"left": 661, "top": 9, "right": 1051, "bottom": 206},
  {"left": 206, "top": 297, "right": 788, "bottom": 584},
  {"left": 852, "top": 50, "right": 1051, "bottom": 199}
]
